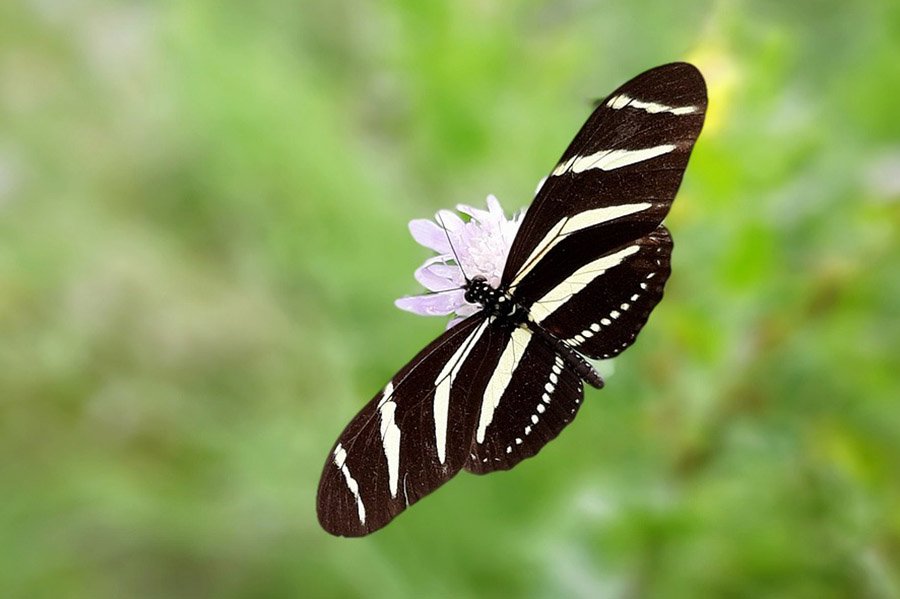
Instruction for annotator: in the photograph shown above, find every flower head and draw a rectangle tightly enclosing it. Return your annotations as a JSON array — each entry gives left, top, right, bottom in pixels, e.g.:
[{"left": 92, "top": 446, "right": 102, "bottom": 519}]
[{"left": 395, "top": 195, "right": 525, "bottom": 328}]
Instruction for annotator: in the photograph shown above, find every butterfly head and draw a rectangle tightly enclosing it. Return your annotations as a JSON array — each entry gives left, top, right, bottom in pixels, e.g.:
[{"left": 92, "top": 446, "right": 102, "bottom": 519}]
[{"left": 463, "top": 276, "right": 493, "bottom": 304}]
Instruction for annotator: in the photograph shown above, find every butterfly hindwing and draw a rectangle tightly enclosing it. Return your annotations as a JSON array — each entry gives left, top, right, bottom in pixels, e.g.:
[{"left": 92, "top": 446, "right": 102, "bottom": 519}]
[
  {"left": 317, "top": 315, "right": 510, "bottom": 536},
  {"left": 465, "top": 330, "right": 585, "bottom": 474},
  {"left": 532, "top": 226, "right": 673, "bottom": 360}
]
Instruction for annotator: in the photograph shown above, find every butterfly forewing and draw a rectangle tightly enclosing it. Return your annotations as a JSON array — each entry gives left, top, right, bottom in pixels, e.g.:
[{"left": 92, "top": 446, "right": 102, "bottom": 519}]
[
  {"left": 503, "top": 62, "right": 706, "bottom": 289},
  {"left": 317, "top": 315, "right": 510, "bottom": 536}
]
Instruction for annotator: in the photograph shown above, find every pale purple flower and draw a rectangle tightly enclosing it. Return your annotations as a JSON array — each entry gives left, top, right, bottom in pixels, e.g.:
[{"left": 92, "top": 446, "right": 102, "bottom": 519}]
[{"left": 395, "top": 195, "right": 525, "bottom": 328}]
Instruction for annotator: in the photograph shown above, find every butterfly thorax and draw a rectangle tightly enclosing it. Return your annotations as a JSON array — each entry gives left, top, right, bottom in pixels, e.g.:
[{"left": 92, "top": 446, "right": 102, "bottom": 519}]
[{"left": 464, "top": 277, "right": 527, "bottom": 326}]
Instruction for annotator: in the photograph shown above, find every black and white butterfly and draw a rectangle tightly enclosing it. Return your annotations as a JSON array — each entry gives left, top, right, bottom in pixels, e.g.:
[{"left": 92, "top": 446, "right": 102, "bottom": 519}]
[{"left": 318, "top": 63, "right": 707, "bottom": 536}]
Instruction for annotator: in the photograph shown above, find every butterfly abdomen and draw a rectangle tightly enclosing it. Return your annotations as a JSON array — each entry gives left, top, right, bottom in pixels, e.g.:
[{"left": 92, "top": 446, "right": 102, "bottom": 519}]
[{"left": 532, "top": 326, "right": 604, "bottom": 389}]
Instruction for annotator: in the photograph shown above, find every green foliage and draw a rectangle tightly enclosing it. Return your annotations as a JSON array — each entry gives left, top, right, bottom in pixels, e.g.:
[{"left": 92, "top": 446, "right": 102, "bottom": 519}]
[{"left": 1, "top": 0, "right": 898, "bottom": 597}]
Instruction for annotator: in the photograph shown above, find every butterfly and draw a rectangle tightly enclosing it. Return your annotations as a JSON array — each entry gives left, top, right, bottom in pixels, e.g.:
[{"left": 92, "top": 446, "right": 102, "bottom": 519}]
[{"left": 318, "top": 63, "right": 707, "bottom": 536}]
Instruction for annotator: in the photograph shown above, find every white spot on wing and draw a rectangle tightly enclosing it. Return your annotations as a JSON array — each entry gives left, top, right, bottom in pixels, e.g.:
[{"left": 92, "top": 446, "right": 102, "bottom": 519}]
[
  {"left": 376, "top": 381, "right": 394, "bottom": 409},
  {"left": 607, "top": 93, "right": 698, "bottom": 115},
  {"left": 333, "top": 444, "right": 348, "bottom": 468},
  {"left": 551, "top": 145, "right": 676, "bottom": 176},
  {"left": 607, "top": 94, "right": 631, "bottom": 109}
]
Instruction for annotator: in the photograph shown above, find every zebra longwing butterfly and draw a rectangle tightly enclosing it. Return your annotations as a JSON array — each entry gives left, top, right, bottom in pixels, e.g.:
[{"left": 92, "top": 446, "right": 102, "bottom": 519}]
[{"left": 318, "top": 63, "right": 707, "bottom": 536}]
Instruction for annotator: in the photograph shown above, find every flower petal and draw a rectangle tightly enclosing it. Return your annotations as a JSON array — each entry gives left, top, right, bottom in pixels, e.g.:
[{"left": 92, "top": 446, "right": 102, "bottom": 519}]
[
  {"left": 420, "top": 254, "right": 452, "bottom": 267},
  {"left": 416, "top": 257, "right": 465, "bottom": 285},
  {"left": 423, "top": 261, "right": 464, "bottom": 281},
  {"left": 486, "top": 194, "right": 503, "bottom": 217},
  {"left": 409, "top": 219, "right": 451, "bottom": 254},
  {"left": 446, "top": 316, "right": 466, "bottom": 329},
  {"left": 445, "top": 303, "right": 481, "bottom": 329},
  {"left": 456, "top": 202, "right": 489, "bottom": 222},
  {"left": 394, "top": 290, "right": 465, "bottom": 316},
  {"left": 415, "top": 263, "right": 461, "bottom": 291},
  {"left": 435, "top": 209, "right": 465, "bottom": 232},
  {"left": 456, "top": 303, "right": 480, "bottom": 316}
]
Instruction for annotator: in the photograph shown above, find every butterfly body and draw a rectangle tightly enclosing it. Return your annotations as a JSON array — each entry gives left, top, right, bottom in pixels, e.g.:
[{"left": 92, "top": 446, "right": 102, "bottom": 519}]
[
  {"left": 463, "top": 277, "right": 525, "bottom": 323},
  {"left": 318, "top": 63, "right": 707, "bottom": 537}
]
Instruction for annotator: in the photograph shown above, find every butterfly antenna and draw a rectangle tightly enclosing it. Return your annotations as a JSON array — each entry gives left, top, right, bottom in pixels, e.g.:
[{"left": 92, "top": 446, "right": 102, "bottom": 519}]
[{"left": 435, "top": 212, "right": 471, "bottom": 283}]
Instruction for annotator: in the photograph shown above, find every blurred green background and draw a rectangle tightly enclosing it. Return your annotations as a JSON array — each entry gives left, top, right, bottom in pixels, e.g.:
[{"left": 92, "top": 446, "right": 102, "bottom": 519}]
[{"left": 2, "top": 0, "right": 899, "bottom": 597}]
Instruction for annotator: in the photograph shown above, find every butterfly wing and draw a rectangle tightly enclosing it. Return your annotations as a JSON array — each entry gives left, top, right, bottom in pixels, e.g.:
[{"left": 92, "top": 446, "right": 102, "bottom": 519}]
[
  {"left": 317, "top": 315, "right": 511, "bottom": 537},
  {"left": 462, "top": 65, "right": 705, "bottom": 475},
  {"left": 527, "top": 225, "right": 673, "bottom": 360},
  {"left": 503, "top": 62, "right": 706, "bottom": 293},
  {"left": 464, "top": 328, "right": 585, "bottom": 474}
]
